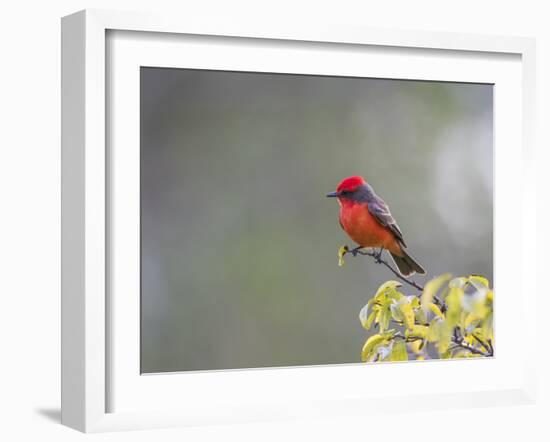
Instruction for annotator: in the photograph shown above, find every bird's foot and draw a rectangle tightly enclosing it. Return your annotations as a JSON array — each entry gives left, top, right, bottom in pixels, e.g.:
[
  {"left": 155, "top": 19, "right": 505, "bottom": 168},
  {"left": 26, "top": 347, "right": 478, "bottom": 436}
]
[
  {"left": 374, "top": 248, "right": 383, "bottom": 263},
  {"left": 350, "top": 246, "right": 363, "bottom": 257}
]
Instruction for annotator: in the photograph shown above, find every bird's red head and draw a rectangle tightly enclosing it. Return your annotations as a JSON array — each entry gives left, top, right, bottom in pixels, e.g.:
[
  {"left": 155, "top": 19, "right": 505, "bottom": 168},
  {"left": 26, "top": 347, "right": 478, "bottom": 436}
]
[
  {"left": 326, "top": 175, "right": 366, "bottom": 198},
  {"left": 336, "top": 176, "right": 366, "bottom": 193}
]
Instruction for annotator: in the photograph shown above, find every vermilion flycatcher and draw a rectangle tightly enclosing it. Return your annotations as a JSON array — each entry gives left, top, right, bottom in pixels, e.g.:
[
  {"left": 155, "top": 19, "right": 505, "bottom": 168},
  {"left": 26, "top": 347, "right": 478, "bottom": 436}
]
[{"left": 327, "top": 176, "right": 426, "bottom": 277}]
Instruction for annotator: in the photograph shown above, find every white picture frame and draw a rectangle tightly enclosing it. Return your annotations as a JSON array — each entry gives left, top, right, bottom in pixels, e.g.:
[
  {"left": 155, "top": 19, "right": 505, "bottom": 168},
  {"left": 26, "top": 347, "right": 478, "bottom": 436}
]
[{"left": 61, "top": 9, "right": 537, "bottom": 433}]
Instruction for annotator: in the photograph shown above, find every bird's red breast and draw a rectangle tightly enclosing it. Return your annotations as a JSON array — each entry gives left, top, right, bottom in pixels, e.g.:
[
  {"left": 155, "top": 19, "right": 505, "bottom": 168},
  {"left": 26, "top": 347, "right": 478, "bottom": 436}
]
[{"left": 338, "top": 199, "right": 403, "bottom": 256}]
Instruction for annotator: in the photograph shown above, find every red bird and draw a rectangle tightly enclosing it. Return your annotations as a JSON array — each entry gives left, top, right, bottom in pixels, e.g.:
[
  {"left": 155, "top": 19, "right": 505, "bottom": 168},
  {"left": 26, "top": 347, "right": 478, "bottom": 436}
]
[{"left": 327, "top": 176, "right": 425, "bottom": 277}]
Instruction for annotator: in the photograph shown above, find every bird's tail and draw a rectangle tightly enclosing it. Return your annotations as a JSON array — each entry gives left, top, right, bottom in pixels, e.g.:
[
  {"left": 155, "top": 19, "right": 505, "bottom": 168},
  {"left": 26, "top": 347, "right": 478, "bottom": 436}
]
[{"left": 390, "top": 250, "right": 426, "bottom": 277}]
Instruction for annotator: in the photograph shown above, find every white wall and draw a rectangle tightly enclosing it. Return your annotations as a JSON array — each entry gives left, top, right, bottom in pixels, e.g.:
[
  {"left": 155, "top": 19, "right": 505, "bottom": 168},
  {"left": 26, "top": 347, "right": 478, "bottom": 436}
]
[{"left": 0, "top": 1, "right": 548, "bottom": 440}]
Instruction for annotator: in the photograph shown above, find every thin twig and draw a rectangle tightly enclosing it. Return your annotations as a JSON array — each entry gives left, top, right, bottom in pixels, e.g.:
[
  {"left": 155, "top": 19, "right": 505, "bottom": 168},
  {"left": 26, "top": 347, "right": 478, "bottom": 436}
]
[
  {"left": 345, "top": 248, "right": 425, "bottom": 291},
  {"left": 393, "top": 333, "right": 424, "bottom": 343},
  {"left": 471, "top": 334, "right": 492, "bottom": 355},
  {"left": 392, "top": 319, "right": 429, "bottom": 327},
  {"left": 452, "top": 327, "right": 492, "bottom": 357},
  {"left": 451, "top": 338, "right": 490, "bottom": 357},
  {"left": 344, "top": 247, "right": 444, "bottom": 307}
]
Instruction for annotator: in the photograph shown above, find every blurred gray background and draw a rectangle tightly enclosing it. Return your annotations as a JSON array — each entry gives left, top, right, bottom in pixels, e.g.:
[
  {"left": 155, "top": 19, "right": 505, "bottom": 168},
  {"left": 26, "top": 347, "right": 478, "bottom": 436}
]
[{"left": 140, "top": 67, "right": 493, "bottom": 373}]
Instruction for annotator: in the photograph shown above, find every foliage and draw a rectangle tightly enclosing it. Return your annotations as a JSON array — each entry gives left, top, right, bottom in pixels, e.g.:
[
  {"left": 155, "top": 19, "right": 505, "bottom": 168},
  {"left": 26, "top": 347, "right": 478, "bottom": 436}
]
[{"left": 357, "top": 274, "right": 494, "bottom": 362}]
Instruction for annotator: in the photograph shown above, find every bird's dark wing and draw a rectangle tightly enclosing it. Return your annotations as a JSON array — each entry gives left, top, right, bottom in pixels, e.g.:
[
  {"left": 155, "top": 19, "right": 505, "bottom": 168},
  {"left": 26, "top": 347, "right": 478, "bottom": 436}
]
[{"left": 367, "top": 197, "right": 407, "bottom": 248}]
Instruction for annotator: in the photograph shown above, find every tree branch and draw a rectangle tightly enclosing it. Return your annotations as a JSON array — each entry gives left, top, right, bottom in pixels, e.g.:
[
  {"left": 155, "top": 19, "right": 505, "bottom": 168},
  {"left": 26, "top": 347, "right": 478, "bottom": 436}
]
[
  {"left": 393, "top": 333, "right": 424, "bottom": 343},
  {"left": 452, "top": 327, "right": 492, "bottom": 357},
  {"left": 344, "top": 247, "right": 424, "bottom": 290},
  {"left": 343, "top": 246, "right": 444, "bottom": 308},
  {"left": 471, "top": 334, "right": 493, "bottom": 356}
]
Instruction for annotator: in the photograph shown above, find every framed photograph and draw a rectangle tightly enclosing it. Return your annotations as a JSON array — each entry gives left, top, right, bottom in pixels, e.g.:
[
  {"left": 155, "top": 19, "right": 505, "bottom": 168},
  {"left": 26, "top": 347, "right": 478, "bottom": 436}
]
[{"left": 61, "top": 9, "right": 537, "bottom": 432}]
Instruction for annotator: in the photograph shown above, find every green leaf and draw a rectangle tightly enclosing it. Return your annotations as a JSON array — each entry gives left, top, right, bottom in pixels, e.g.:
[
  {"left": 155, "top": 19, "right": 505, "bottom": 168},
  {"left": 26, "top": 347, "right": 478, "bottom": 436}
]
[
  {"left": 375, "top": 280, "right": 403, "bottom": 298},
  {"left": 378, "top": 302, "right": 392, "bottom": 332},
  {"left": 359, "top": 301, "right": 377, "bottom": 330},
  {"left": 390, "top": 303, "right": 404, "bottom": 323},
  {"left": 362, "top": 334, "right": 387, "bottom": 362},
  {"left": 387, "top": 290, "right": 405, "bottom": 302},
  {"left": 445, "top": 287, "right": 464, "bottom": 328},
  {"left": 427, "top": 318, "right": 440, "bottom": 342},
  {"left": 464, "top": 313, "right": 480, "bottom": 331},
  {"left": 427, "top": 317, "right": 452, "bottom": 354},
  {"left": 399, "top": 301, "right": 415, "bottom": 330},
  {"left": 365, "top": 312, "right": 377, "bottom": 330},
  {"left": 414, "top": 307, "right": 428, "bottom": 325},
  {"left": 421, "top": 273, "right": 452, "bottom": 313},
  {"left": 471, "top": 329, "right": 490, "bottom": 352},
  {"left": 377, "top": 345, "right": 392, "bottom": 361},
  {"left": 361, "top": 331, "right": 396, "bottom": 362},
  {"left": 468, "top": 275, "right": 489, "bottom": 288},
  {"left": 436, "top": 321, "right": 453, "bottom": 355},
  {"left": 390, "top": 340, "right": 408, "bottom": 361},
  {"left": 338, "top": 245, "right": 349, "bottom": 267},
  {"left": 440, "top": 347, "right": 453, "bottom": 359},
  {"left": 359, "top": 302, "right": 370, "bottom": 328},
  {"left": 449, "top": 277, "right": 467, "bottom": 289},
  {"left": 357, "top": 275, "right": 493, "bottom": 362},
  {"left": 428, "top": 302, "right": 445, "bottom": 319},
  {"left": 408, "top": 339, "right": 424, "bottom": 355},
  {"left": 452, "top": 349, "right": 477, "bottom": 358},
  {"left": 409, "top": 296, "right": 421, "bottom": 309},
  {"left": 481, "top": 312, "right": 494, "bottom": 343},
  {"left": 408, "top": 324, "right": 429, "bottom": 339}
]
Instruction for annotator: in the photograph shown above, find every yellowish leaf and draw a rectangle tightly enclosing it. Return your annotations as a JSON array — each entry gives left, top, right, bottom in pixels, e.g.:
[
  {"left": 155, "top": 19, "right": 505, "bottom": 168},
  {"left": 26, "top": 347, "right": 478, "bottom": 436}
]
[
  {"left": 471, "top": 329, "right": 491, "bottom": 352},
  {"left": 358, "top": 302, "right": 370, "bottom": 328},
  {"left": 409, "top": 324, "right": 429, "bottom": 339},
  {"left": 361, "top": 331, "right": 396, "bottom": 362},
  {"left": 375, "top": 280, "right": 402, "bottom": 297},
  {"left": 408, "top": 339, "right": 424, "bottom": 354},
  {"left": 445, "top": 287, "right": 464, "bottom": 328},
  {"left": 421, "top": 273, "right": 452, "bottom": 313},
  {"left": 464, "top": 313, "right": 479, "bottom": 331},
  {"left": 365, "top": 311, "right": 377, "bottom": 330},
  {"left": 481, "top": 312, "right": 494, "bottom": 343},
  {"left": 361, "top": 334, "right": 387, "bottom": 362},
  {"left": 427, "top": 318, "right": 452, "bottom": 355},
  {"left": 358, "top": 310, "right": 375, "bottom": 330},
  {"left": 414, "top": 307, "right": 428, "bottom": 325},
  {"left": 409, "top": 296, "right": 421, "bottom": 309},
  {"left": 390, "top": 303, "right": 404, "bottom": 323},
  {"left": 378, "top": 303, "right": 391, "bottom": 332},
  {"left": 427, "top": 318, "right": 440, "bottom": 343},
  {"left": 390, "top": 340, "right": 408, "bottom": 361},
  {"left": 429, "top": 302, "right": 445, "bottom": 319},
  {"left": 469, "top": 275, "right": 489, "bottom": 288},
  {"left": 399, "top": 301, "right": 415, "bottom": 330},
  {"left": 338, "top": 245, "right": 349, "bottom": 267},
  {"left": 437, "top": 323, "right": 453, "bottom": 355},
  {"left": 449, "top": 277, "right": 467, "bottom": 289},
  {"left": 465, "top": 335, "right": 475, "bottom": 345}
]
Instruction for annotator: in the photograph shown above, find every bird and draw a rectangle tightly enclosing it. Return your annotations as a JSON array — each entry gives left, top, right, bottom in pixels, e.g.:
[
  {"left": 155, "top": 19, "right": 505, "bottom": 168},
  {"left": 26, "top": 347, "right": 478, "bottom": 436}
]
[{"left": 326, "top": 175, "right": 425, "bottom": 277}]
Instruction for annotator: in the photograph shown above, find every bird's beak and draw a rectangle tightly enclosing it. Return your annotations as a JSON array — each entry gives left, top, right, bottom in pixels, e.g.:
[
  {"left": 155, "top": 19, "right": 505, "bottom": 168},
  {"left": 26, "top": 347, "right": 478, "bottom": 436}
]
[{"left": 326, "top": 191, "right": 340, "bottom": 198}]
